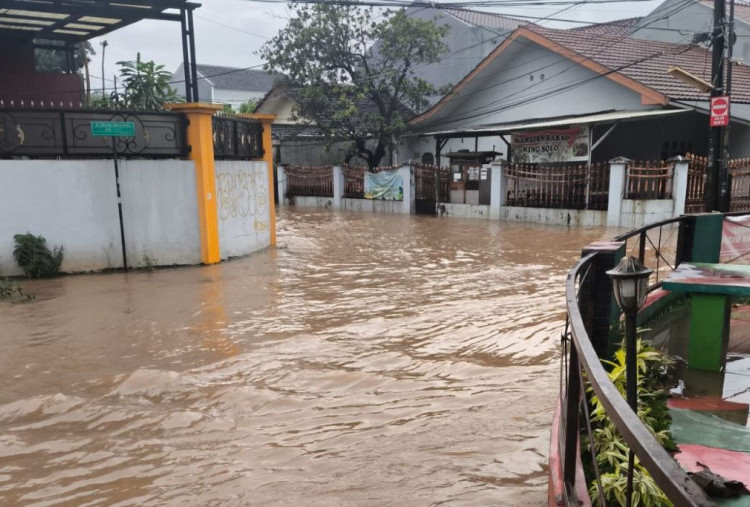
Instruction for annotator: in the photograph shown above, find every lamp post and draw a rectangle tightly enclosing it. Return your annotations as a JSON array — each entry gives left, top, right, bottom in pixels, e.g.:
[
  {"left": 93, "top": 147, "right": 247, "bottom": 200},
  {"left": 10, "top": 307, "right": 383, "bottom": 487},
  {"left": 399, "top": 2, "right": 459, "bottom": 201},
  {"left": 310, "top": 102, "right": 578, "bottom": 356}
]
[{"left": 606, "top": 256, "right": 652, "bottom": 507}]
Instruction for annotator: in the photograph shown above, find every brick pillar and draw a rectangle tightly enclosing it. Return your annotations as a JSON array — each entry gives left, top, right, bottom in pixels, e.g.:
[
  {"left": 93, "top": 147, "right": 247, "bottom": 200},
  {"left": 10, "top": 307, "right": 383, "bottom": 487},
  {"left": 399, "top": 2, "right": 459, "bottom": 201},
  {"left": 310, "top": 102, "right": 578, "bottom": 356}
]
[{"left": 164, "top": 102, "right": 222, "bottom": 264}]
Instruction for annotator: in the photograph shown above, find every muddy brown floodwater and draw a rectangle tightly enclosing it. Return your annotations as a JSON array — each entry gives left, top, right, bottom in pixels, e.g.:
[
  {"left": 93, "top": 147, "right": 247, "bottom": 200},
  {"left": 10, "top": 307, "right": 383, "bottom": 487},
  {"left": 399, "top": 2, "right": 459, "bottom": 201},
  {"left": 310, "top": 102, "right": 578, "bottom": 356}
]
[{"left": 0, "top": 209, "right": 609, "bottom": 506}]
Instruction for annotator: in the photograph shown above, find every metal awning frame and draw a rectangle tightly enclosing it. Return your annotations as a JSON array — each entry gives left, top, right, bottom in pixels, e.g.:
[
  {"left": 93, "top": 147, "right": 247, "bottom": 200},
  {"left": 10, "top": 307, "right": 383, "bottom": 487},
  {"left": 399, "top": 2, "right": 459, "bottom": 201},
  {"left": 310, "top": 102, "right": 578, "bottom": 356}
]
[
  {"left": 0, "top": 0, "right": 202, "bottom": 101},
  {"left": 412, "top": 108, "right": 692, "bottom": 139}
]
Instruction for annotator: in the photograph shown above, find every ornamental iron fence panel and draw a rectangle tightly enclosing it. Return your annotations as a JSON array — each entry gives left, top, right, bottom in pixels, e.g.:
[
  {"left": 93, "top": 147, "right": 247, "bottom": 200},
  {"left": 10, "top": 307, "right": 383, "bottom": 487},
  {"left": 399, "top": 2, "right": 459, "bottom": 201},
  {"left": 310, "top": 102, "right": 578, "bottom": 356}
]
[
  {"left": 285, "top": 166, "right": 333, "bottom": 198},
  {"left": 342, "top": 165, "right": 365, "bottom": 198},
  {"left": 625, "top": 160, "right": 673, "bottom": 200},
  {"left": 729, "top": 157, "right": 750, "bottom": 212},
  {"left": 685, "top": 153, "right": 707, "bottom": 214},
  {"left": 505, "top": 163, "right": 590, "bottom": 209},
  {"left": 212, "top": 114, "right": 264, "bottom": 160},
  {"left": 0, "top": 108, "right": 187, "bottom": 158}
]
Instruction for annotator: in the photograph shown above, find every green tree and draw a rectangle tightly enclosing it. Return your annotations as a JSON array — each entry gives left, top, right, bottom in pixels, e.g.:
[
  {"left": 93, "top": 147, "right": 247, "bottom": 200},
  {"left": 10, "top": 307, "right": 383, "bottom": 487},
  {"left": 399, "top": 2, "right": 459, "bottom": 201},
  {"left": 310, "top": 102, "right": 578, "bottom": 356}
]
[
  {"left": 260, "top": 4, "right": 448, "bottom": 169},
  {"left": 116, "top": 52, "right": 180, "bottom": 110}
]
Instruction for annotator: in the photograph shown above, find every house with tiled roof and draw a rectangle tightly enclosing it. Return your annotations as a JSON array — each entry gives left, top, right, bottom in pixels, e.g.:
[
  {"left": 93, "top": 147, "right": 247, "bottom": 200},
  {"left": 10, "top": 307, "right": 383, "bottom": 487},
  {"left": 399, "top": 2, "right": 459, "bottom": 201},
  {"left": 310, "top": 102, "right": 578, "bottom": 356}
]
[
  {"left": 631, "top": 0, "right": 750, "bottom": 64},
  {"left": 170, "top": 63, "right": 279, "bottom": 109},
  {"left": 400, "top": 23, "right": 750, "bottom": 167},
  {"left": 396, "top": 7, "right": 533, "bottom": 100}
]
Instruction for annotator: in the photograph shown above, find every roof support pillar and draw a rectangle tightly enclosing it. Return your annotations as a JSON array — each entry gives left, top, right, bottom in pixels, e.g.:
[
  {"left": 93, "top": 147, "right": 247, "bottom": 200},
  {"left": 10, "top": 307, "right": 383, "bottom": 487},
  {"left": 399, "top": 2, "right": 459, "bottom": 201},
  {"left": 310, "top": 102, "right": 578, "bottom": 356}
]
[{"left": 180, "top": 5, "right": 200, "bottom": 102}]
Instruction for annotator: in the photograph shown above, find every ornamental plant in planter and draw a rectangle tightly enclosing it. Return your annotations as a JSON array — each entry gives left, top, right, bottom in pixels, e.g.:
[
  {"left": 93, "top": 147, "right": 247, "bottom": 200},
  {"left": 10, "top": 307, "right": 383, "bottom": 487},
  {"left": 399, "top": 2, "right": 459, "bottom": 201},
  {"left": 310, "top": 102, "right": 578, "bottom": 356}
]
[{"left": 584, "top": 338, "right": 676, "bottom": 506}]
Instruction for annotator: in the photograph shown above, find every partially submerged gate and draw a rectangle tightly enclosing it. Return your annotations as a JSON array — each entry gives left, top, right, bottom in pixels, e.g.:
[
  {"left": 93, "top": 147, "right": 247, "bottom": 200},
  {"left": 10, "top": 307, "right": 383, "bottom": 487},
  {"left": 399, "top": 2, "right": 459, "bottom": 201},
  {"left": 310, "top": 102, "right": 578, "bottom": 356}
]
[{"left": 414, "top": 165, "right": 437, "bottom": 215}]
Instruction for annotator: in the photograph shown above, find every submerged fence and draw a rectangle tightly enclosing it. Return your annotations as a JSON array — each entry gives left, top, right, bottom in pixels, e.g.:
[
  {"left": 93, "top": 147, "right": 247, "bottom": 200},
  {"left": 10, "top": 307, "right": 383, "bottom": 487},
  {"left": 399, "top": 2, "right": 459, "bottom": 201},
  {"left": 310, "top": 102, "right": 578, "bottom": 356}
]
[
  {"left": 505, "top": 162, "right": 609, "bottom": 210},
  {"left": 284, "top": 165, "right": 334, "bottom": 198},
  {"left": 685, "top": 153, "right": 750, "bottom": 213},
  {"left": 625, "top": 160, "right": 673, "bottom": 199}
]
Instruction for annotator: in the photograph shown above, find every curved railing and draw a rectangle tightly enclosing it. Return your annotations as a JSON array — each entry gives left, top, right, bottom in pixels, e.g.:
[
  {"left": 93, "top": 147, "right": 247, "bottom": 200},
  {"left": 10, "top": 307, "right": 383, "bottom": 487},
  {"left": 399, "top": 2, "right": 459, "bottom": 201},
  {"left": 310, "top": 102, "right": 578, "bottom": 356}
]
[{"left": 558, "top": 215, "right": 716, "bottom": 505}]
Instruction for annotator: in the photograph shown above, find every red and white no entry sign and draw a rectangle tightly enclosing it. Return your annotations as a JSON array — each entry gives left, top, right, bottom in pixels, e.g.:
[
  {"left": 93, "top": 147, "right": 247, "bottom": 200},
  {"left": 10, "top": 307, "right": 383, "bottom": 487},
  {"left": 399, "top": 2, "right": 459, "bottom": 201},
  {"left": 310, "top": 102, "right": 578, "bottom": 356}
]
[{"left": 710, "top": 95, "right": 730, "bottom": 127}]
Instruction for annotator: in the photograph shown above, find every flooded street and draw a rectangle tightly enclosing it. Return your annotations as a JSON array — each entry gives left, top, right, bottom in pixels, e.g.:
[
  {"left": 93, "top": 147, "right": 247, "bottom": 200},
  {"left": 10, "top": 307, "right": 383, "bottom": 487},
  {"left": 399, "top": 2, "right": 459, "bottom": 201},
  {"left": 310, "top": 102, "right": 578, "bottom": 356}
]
[{"left": 0, "top": 209, "right": 608, "bottom": 505}]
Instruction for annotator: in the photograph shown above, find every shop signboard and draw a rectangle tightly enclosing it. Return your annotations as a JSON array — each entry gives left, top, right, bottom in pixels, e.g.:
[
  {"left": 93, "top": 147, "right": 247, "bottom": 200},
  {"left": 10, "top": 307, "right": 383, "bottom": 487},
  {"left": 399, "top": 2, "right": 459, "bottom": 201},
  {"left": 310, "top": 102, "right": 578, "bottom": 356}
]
[{"left": 511, "top": 126, "right": 590, "bottom": 163}]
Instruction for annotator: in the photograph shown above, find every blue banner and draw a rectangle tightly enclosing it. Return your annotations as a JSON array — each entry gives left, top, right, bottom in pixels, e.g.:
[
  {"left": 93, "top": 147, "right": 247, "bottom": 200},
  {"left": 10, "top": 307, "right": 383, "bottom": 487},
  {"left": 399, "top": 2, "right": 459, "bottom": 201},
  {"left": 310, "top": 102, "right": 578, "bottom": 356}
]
[{"left": 364, "top": 170, "right": 403, "bottom": 201}]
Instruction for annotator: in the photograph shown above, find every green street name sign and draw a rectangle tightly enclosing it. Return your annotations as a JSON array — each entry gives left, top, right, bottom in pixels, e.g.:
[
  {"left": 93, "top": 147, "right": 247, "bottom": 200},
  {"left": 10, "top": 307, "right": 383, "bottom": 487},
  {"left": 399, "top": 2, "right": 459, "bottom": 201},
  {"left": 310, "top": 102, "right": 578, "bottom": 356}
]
[{"left": 91, "top": 121, "right": 135, "bottom": 137}]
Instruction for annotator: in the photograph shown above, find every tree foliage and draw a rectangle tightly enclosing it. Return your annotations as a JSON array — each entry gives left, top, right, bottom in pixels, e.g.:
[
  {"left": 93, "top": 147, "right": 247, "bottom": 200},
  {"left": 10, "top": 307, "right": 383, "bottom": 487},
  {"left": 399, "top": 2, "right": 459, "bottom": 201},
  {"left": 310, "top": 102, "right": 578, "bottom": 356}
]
[
  {"left": 116, "top": 53, "right": 180, "bottom": 110},
  {"left": 261, "top": 4, "right": 448, "bottom": 169}
]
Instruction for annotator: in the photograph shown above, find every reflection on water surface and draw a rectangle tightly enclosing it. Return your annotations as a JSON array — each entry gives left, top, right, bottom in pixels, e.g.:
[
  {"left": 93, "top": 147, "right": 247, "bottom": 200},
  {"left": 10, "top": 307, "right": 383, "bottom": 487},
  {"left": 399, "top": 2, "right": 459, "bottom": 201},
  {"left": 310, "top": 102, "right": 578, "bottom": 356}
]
[{"left": 0, "top": 209, "right": 608, "bottom": 505}]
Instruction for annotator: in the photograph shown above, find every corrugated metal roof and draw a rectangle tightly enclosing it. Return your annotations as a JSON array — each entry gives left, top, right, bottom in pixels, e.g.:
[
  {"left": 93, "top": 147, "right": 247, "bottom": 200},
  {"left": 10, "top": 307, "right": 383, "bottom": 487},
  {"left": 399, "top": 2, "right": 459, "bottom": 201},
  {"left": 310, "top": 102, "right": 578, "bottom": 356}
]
[{"left": 416, "top": 108, "right": 690, "bottom": 136}]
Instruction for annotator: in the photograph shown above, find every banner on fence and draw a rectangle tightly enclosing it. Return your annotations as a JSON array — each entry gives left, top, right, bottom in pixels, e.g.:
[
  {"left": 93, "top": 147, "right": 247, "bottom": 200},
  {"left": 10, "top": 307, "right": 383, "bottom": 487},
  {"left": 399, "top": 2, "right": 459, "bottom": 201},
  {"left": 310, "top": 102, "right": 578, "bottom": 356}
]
[
  {"left": 721, "top": 215, "right": 750, "bottom": 263},
  {"left": 364, "top": 170, "right": 403, "bottom": 201},
  {"left": 511, "top": 126, "right": 589, "bottom": 163}
]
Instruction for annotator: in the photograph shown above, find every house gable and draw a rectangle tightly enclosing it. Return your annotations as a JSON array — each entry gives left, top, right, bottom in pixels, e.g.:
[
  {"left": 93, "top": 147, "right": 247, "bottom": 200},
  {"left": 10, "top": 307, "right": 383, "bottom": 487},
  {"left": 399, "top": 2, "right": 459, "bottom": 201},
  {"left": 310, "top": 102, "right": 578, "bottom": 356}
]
[{"left": 411, "top": 27, "right": 667, "bottom": 131}]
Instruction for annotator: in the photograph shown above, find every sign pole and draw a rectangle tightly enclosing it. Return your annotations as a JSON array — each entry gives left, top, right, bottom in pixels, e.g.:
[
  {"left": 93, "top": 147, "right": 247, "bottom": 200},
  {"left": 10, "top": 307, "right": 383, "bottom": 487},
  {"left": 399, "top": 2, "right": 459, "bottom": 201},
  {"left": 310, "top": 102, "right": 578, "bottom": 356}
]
[
  {"left": 112, "top": 136, "right": 128, "bottom": 272},
  {"left": 91, "top": 120, "right": 134, "bottom": 272}
]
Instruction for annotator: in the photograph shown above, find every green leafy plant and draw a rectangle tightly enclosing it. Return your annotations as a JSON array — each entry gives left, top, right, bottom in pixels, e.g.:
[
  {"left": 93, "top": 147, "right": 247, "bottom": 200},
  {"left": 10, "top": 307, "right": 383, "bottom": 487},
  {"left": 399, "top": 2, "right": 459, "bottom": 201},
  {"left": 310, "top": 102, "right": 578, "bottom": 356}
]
[
  {"left": 13, "top": 233, "right": 64, "bottom": 278},
  {"left": 117, "top": 52, "right": 181, "bottom": 110},
  {"left": 585, "top": 338, "right": 675, "bottom": 506}
]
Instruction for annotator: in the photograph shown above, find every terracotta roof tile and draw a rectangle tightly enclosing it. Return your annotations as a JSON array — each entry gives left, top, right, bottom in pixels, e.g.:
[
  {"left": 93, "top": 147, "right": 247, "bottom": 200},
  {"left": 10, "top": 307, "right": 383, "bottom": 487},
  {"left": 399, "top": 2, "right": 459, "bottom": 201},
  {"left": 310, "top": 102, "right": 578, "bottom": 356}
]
[
  {"left": 700, "top": 0, "right": 750, "bottom": 25},
  {"left": 442, "top": 8, "right": 533, "bottom": 30},
  {"left": 529, "top": 25, "right": 750, "bottom": 103},
  {"left": 572, "top": 17, "right": 642, "bottom": 37}
]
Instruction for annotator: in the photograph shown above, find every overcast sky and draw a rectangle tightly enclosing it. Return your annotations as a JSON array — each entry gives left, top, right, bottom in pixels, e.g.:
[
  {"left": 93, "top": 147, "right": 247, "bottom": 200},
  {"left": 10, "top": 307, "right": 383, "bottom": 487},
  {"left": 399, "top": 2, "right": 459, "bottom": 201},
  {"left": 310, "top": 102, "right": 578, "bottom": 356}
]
[{"left": 87, "top": 0, "right": 665, "bottom": 98}]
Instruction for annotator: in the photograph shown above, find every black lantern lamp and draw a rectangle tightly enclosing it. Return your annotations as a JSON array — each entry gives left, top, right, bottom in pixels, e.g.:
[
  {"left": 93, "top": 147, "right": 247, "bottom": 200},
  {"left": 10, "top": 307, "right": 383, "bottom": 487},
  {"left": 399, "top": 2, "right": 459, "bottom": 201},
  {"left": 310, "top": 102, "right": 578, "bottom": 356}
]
[
  {"left": 607, "top": 256, "right": 653, "bottom": 315},
  {"left": 606, "top": 255, "right": 652, "bottom": 507}
]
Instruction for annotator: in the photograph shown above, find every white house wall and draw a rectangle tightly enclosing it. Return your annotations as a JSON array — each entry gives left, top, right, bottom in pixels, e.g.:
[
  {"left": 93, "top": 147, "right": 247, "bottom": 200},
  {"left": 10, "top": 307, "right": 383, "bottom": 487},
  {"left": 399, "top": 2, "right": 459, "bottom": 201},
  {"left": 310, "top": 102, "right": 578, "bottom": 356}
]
[
  {"left": 213, "top": 88, "right": 267, "bottom": 108},
  {"left": 407, "top": 8, "right": 512, "bottom": 93},
  {"left": 427, "top": 40, "right": 655, "bottom": 133},
  {"left": 215, "top": 160, "right": 272, "bottom": 259}
]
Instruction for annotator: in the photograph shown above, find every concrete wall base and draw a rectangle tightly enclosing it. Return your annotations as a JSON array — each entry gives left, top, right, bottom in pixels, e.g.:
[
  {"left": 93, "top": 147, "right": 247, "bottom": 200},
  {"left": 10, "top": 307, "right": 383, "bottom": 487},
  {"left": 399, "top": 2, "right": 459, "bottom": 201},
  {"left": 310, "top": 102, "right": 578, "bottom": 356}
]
[
  {"left": 436, "top": 203, "right": 490, "bottom": 219},
  {"left": 501, "top": 207, "right": 607, "bottom": 227}
]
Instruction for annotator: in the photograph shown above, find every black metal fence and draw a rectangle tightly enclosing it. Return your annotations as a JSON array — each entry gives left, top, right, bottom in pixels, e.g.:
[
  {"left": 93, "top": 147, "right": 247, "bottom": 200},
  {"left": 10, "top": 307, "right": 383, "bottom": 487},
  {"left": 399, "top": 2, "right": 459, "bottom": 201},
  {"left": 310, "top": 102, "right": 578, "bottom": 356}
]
[
  {"left": 0, "top": 108, "right": 187, "bottom": 158},
  {"left": 212, "top": 114, "right": 264, "bottom": 160}
]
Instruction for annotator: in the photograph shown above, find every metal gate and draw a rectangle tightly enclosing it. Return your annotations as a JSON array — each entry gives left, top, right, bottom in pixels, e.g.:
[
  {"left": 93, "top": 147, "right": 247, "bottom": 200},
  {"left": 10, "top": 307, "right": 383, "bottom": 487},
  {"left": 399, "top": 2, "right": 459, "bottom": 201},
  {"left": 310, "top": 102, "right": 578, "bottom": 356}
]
[{"left": 414, "top": 166, "right": 437, "bottom": 215}]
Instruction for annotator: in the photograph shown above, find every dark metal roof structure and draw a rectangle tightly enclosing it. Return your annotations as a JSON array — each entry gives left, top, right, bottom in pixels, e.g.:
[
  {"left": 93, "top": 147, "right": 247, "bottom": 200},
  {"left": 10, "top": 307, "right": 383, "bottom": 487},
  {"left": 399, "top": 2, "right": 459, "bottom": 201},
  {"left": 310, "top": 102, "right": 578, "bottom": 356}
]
[{"left": 0, "top": 0, "right": 200, "bottom": 43}]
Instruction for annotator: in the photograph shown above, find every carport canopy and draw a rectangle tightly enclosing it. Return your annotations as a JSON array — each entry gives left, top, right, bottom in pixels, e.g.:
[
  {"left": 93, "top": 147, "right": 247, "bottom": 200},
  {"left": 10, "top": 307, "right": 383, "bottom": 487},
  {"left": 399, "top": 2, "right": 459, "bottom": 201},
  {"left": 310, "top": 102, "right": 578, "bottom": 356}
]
[{"left": 0, "top": 0, "right": 202, "bottom": 100}]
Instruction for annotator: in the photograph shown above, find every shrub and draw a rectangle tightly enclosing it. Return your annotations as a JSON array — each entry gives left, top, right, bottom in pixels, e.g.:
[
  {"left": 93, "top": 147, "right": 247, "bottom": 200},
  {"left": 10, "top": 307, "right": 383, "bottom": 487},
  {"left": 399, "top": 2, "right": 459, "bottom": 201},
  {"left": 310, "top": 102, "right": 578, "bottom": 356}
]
[{"left": 13, "top": 233, "right": 64, "bottom": 278}]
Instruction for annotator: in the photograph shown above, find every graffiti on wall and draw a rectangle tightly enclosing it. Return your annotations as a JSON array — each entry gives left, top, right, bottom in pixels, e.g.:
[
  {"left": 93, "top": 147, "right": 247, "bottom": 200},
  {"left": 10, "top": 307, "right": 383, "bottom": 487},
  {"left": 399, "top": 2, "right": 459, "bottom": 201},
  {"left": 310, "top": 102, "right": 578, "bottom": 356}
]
[{"left": 216, "top": 166, "right": 269, "bottom": 234}]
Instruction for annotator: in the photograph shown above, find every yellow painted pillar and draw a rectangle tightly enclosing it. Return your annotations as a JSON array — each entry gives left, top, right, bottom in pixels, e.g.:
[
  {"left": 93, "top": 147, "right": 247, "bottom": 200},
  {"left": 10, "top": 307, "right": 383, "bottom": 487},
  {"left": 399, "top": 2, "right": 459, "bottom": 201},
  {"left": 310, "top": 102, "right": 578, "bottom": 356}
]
[
  {"left": 243, "top": 113, "right": 277, "bottom": 247},
  {"left": 164, "top": 102, "right": 222, "bottom": 264}
]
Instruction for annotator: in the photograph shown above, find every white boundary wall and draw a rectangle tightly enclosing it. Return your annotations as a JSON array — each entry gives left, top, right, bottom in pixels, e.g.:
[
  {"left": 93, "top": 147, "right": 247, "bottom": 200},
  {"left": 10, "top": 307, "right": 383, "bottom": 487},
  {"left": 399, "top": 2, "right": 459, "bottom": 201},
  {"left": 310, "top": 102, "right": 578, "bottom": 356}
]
[
  {"left": 0, "top": 159, "right": 201, "bottom": 275},
  {"left": 215, "top": 160, "right": 272, "bottom": 259}
]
